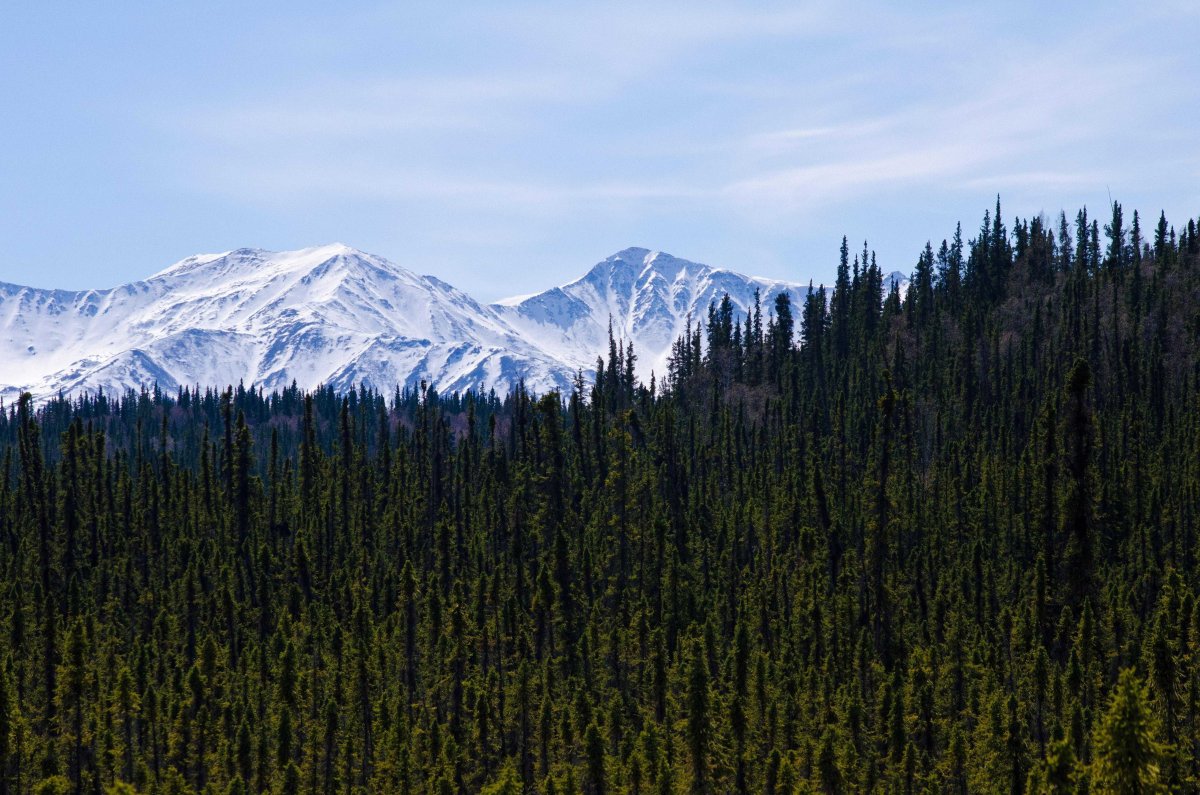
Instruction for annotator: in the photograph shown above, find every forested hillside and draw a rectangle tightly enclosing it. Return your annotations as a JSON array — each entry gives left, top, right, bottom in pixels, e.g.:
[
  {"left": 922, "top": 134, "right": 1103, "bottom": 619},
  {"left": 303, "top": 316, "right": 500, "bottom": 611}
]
[{"left": 2, "top": 200, "right": 1200, "bottom": 793}]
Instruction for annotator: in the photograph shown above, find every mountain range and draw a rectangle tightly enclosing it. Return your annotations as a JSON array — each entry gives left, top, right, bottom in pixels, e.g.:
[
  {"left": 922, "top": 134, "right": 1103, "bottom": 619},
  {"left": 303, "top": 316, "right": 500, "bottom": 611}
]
[{"left": 0, "top": 244, "right": 908, "bottom": 401}]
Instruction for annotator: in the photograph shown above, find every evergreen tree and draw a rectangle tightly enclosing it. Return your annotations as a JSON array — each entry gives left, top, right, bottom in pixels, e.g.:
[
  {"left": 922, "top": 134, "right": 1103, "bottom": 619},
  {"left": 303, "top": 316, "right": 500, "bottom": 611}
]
[{"left": 1092, "top": 669, "right": 1170, "bottom": 794}]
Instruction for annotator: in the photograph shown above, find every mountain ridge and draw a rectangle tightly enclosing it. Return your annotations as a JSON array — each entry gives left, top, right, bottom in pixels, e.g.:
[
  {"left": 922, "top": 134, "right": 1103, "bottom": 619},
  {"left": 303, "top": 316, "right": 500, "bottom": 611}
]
[{"left": 0, "top": 245, "right": 908, "bottom": 401}]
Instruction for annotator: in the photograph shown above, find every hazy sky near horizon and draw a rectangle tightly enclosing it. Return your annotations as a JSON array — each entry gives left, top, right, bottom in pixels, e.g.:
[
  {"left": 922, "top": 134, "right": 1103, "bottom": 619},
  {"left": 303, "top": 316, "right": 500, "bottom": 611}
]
[{"left": 2, "top": 1, "right": 1197, "bottom": 301}]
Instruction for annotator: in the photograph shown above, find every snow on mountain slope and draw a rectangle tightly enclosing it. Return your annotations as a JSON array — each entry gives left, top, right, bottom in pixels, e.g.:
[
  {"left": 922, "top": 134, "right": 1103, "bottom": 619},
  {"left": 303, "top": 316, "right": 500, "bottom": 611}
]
[
  {"left": 490, "top": 248, "right": 913, "bottom": 382},
  {"left": 492, "top": 247, "right": 814, "bottom": 381},
  {"left": 0, "top": 244, "right": 907, "bottom": 401},
  {"left": 0, "top": 244, "right": 572, "bottom": 400}
]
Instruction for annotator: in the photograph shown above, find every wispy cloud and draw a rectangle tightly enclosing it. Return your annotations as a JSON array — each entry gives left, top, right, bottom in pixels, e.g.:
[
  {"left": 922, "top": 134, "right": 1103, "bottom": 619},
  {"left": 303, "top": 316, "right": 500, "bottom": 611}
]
[
  {"left": 176, "top": 2, "right": 1180, "bottom": 219},
  {"left": 136, "top": 0, "right": 1200, "bottom": 295},
  {"left": 717, "top": 34, "right": 1173, "bottom": 220},
  {"left": 481, "top": 1, "right": 849, "bottom": 75},
  {"left": 181, "top": 73, "right": 576, "bottom": 140},
  {"left": 190, "top": 161, "right": 706, "bottom": 206},
  {"left": 4, "top": 1, "right": 1198, "bottom": 296},
  {"left": 962, "top": 171, "right": 1103, "bottom": 191}
]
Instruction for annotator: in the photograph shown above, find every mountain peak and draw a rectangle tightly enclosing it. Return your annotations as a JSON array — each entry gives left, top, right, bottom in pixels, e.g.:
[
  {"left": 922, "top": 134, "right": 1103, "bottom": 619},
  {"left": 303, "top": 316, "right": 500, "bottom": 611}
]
[
  {"left": 601, "top": 247, "right": 686, "bottom": 270},
  {"left": 589, "top": 247, "right": 655, "bottom": 277},
  {"left": 584, "top": 247, "right": 704, "bottom": 287},
  {"left": 292, "top": 242, "right": 380, "bottom": 263},
  {"left": 150, "top": 243, "right": 380, "bottom": 282},
  {"left": 492, "top": 247, "right": 812, "bottom": 383},
  {"left": 607, "top": 246, "right": 654, "bottom": 261}
]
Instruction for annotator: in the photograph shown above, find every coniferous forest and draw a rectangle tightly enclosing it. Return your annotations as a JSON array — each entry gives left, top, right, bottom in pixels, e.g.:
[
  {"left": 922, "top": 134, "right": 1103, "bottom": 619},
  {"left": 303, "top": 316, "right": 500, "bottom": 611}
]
[{"left": 4, "top": 200, "right": 1200, "bottom": 794}]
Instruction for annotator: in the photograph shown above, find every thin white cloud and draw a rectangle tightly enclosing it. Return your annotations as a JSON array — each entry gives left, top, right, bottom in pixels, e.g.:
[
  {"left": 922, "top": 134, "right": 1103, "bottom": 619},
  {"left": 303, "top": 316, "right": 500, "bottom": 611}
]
[
  {"left": 963, "top": 171, "right": 1103, "bottom": 190},
  {"left": 181, "top": 74, "right": 576, "bottom": 140},
  {"left": 482, "top": 1, "right": 849, "bottom": 73},
  {"left": 719, "top": 35, "right": 1171, "bottom": 219},
  {"left": 158, "top": 0, "right": 1198, "bottom": 274},
  {"left": 189, "top": 158, "right": 708, "bottom": 207}
]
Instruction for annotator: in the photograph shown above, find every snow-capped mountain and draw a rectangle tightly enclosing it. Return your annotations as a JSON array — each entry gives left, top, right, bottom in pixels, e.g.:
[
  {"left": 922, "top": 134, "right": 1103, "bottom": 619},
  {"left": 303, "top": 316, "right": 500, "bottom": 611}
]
[
  {"left": 0, "top": 244, "right": 572, "bottom": 400},
  {"left": 493, "top": 247, "right": 812, "bottom": 380},
  {"left": 0, "top": 244, "right": 907, "bottom": 401}
]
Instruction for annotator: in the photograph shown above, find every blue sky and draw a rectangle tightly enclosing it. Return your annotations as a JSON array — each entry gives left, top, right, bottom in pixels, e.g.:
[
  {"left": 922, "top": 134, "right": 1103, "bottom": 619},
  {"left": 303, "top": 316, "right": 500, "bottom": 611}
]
[{"left": 2, "top": 1, "right": 1197, "bottom": 301}]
